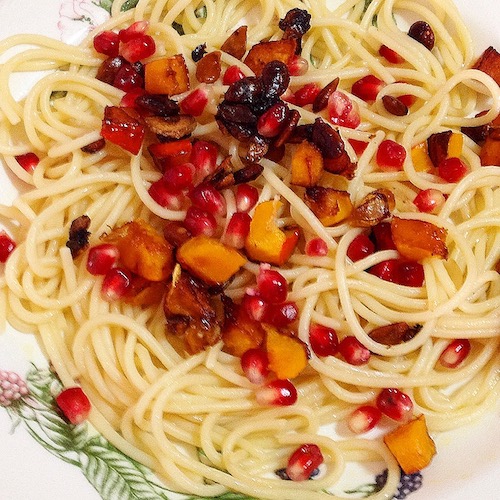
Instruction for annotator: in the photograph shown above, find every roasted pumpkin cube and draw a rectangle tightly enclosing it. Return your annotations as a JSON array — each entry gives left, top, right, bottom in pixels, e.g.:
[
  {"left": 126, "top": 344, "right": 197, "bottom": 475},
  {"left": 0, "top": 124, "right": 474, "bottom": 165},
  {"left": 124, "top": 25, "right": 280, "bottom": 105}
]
[
  {"left": 411, "top": 142, "right": 434, "bottom": 172},
  {"left": 291, "top": 140, "right": 324, "bottom": 187},
  {"left": 243, "top": 39, "right": 297, "bottom": 76},
  {"left": 304, "top": 187, "right": 353, "bottom": 226},
  {"left": 222, "top": 306, "right": 265, "bottom": 357},
  {"left": 177, "top": 235, "right": 247, "bottom": 285},
  {"left": 144, "top": 54, "right": 190, "bottom": 95},
  {"left": 220, "top": 26, "right": 248, "bottom": 60},
  {"left": 427, "top": 131, "right": 463, "bottom": 168},
  {"left": 105, "top": 219, "right": 174, "bottom": 281},
  {"left": 391, "top": 217, "right": 448, "bottom": 261},
  {"left": 384, "top": 415, "right": 436, "bottom": 474},
  {"left": 480, "top": 129, "right": 500, "bottom": 166},
  {"left": 473, "top": 46, "right": 500, "bottom": 85},
  {"left": 264, "top": 325, "right": 308, "bottom": 379}
]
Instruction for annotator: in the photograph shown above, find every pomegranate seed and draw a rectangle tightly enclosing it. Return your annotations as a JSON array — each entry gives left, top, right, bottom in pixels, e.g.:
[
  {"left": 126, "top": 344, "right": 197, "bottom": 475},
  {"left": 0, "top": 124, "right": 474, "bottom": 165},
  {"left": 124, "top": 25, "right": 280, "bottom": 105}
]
[
  {"left": 255, "top": 378, "right": 297, "bottom": 406},
  {"left": 438, "top": 157, "right": 468, "bottom": 183},
  {"left": 305, "top": 237, "right": 328, "bottom": 257},
  {"left": 184, "top": 206, "right": 217, "bottom": 237},
  {"left": 372, "top": 222, "right": 396, "bottom": 251},
  {"left": 309, "top": 324, "right": 338, "bottom": 357},
  {"left": 189, "top": 183, "right": 226, "bottom": 216},
  {"left": 86, "top": 243, "right": 119, "bottom": 275},
  {"left": 15, "top": 152, "right": 39, "bottom": 173},
  {"left": 235, "top": 184, "right": 259, "bottom": 213},
  {"left": 351, "top": 75, "right": 385, "bottom": 102},
  {"left": 0, "top": 231, "right": 16, "bottom": 263},
  {"left": 180, "top": 87, "right": 208, "bottom": 116},
  {"left": 294, "top": 83, "right": 321, "bottom": 107},
  {"left": 349, "top": 139, "right": 368, "bottom": 156},
  {"left": 118, "top": 21, "right": 149, "bottom": 43},
  {"left": 113, "top": 63, "right": 144, "bottom": 91},
  {"left": 369, "top": 260, "right": 399, "bottom": 282},
  {"left": 93, "top": 30, "right": 119, "bottom": 57},
  {"left": 148, "top": 179, "right": 186, "bottom": 209},
  {"left": 262, "top": 301, "right": 299, "bottom": 327},
  {"left": 101, "top": 267, "right": 132, "bottom": 301},
  {"left": 376, "top": 387, "right": 413, "bottom": 422},
  {"left": 120, "top": 34, "right": 156, "bottom": 63},
  {"left": 56, "top": 387, "right": 91, "bottom": 425},
  {"left": 162, "top": 163, "right": 195, "bottom": 191},
  {"left": 413, "top": 188, "right": 446, "bottom": 214},
  {"left": 439, "top": 339, "right": 471, "bottom": 368},
  {"left": 120, "top": 88, "right": 146, "bottom": 108},
  {"left": 281, "top": 88, "right": 297, "bottom": 105},
  {"left": 287, "top": 55, "right": 309, "bottom": 76},
  {"left": 223, "top": 212, "right": 251, "bottom": 249},
  {"left": 348, "top": 405, "right": 382, "bottom": 434},
  {"left": 191, "top": 140, "right": 219, "bottom": 182},
  {"left": 376, "top": 139, "right": 406, "bottom": 171},
  {"left": 396, "top": 261, "right": 425, "bottom": 287},
  {"left": 242, "top": 292, "right": 268, "bottom": 322},
  {"left": 398, "top": 94, "right": 417, "bottom": 107},
  {"left": 257, "top": 102, "right": 289, "bottom": 138},
  {"left": 338, "top": 336, "right": 370, "bottom": 365},
  {"left": 327, "top": 90, "right": 360, "bottom": 129},
  {"left": 223, "top": 65, "right": 245, "bottom": 85},
  {"left": 286, "top": 444, "right": 324, "bottom": 481},
  {"left": 241, "top": 348, "right": 270, "bottom": 384},
  {"left": 257, "top": 266, "right": 288, "bottom": 304},
  {"left": 347, "top": 233, "right": 375, "bottom": 262},
  {"left": 378, "top": 45, "right": 405, "bottom": 64}
]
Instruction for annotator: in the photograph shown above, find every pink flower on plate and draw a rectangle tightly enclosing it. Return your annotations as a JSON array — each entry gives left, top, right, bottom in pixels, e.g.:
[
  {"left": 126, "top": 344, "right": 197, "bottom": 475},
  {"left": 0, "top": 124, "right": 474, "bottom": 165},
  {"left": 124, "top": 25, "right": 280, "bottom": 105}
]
[
  {"left": 58, "top": 0, "right": 110, "bottom": 42},
  {"left": 0, "top": 369, "right": 29, "bottom": 406}
]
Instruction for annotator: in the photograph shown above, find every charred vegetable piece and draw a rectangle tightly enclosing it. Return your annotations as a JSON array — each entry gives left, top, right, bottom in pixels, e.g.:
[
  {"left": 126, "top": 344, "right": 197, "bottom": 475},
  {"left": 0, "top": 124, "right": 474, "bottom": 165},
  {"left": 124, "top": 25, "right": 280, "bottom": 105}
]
[
  {"left": 368, "top": 322, "right": 421, "bottom": 346},
  {"left": 243, "top": 39, "right": 297, "bottom": 76},
  {"left": 144, "top": 54, "right": 190, "bottom": 95},
  {"left": 144, "top": 114, "right": 196, "bottom": 140},
  {"left": 350, "top": 189, "right": 395, "bottom": 227},
  {"left": 196, "top": 51, "right": 222, "bottom": 83},
  {"left": 473, "top": 46, "right": 500, "bottom": 85},
  {"left": 427, "top": 131, "right": 463, "bottom": 168},
  {"left": 220, "top": 26, "right": 248, "bottom": 59},
  {"left": 290, "top": 140, "right": 324, "bottom": 186},
  {"left": 305, "top": 187, "right": 353, "bottom": 226},
  {"left": 66, "top": 215, "right": 91, "bottom": 258}
]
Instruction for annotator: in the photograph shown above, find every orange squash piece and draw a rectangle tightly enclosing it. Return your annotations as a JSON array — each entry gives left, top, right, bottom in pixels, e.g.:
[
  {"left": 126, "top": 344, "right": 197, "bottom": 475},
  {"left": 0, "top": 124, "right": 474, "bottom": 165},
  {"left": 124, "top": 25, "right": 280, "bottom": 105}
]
[
  {"left": 144, "top": 54, "right": 190, "bottom": 95},
  {"left": 411, "top": 142, "right": 434, "bottom": 172},
  {"left": 243, "top": 39, "right": 297, "bottom": 76},
  {"left": 264, "top": 325, "right": 308, "bottom": 379},
  {"left": 391, "top": 217, "right": 448, "bottom": 261},
  {"left": 304, "top": 187, "right": 353, "bottom": 226},
  {"left": 222, "top": 307, "right": 265, "bottom": 357},
  {"left": 177, "top": 235, "right": 247, "bottom": 285},
  {"left": 105, "top": 219, "right": 174, "bottom": 281},
  {"left": 291, "top": 140, "right": 324, "bottom": 187},
  {"left": 384, "top": 415, "right": 436, "bottom": 474}
]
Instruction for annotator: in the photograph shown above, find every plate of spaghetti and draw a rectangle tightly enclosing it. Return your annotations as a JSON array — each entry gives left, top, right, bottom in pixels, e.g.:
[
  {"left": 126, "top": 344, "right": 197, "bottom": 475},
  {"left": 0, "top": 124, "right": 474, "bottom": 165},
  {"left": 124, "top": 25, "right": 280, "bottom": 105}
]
[{"left": 0, "top": 0, "right": 499, "bottom": 499}]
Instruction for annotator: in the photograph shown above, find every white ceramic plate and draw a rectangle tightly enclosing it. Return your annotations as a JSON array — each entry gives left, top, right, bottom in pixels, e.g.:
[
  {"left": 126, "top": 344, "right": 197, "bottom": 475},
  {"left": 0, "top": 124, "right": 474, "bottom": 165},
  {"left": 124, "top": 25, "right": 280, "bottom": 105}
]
[{"left": 0, "top": 1, "right": 499, "bottom": 499}]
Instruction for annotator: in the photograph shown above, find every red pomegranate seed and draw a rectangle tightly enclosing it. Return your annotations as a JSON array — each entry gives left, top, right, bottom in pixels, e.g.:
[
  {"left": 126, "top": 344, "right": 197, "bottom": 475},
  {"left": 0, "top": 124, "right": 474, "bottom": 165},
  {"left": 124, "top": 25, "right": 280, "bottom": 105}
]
[
  {"left": 286, "top": 444, "right": 324, "bottom": 481},
  {"left": 369, "top": 260, "right": 399, "bottom": 282},
  {"left": 376, "top": 139, "right": 407, "bottom": 171},
  {"left": 327, "top": 90, "right": 361, "bottom": 129},
  {"left": 0, "top": 231, "right": 16, "bottom": 263},
  {"left": 101, "top": 267, "right": 132, "bottom": 301},
  {"left": 112, "top": 63, "right": 144, "bottom": 92},
  {"left": 222, "top": 65, "right": 245, "bottom": 85},
  {"left": 305, "top": 237, "right": 328, "bottom": 257},
  {"left": 56, "top": 387, "right": 91, "bottom": 425},
  {"left": 93, "top": 30, "right": 119, "bottom": 57},
  {"left": 242, "top": 292, "right": 268, "bottom": 322},
  {"left": 281, "top": 88, "right": 297, "bottom": 105},
  {"left": 191, "top": 140, "right": 219, "bottom": 182},
  {"left": 294, "top": 83, "right": 321, "bottom": 107},
  {"left": 241, "top": 348, "right": 270, "bottom": 384},
  {"left": 398, "top": 94, "right": 417, "bottom": 107},
  {"left": 255, "top": 378, "right": 298, "bottom": 406},
  {"left": 338, "top": 336, "right": 371, "bottom": 365},
  {"left": 86, "top": 243, "right": 119, "bottom": 275},
  {"left": 223, "top": 212, "right": 251, "bottom": 249},
  {"left": 262, "top": 301, "right": 299, "bottom": 327},
  {"left": 189, "top": 183, "right": 226, "bottom": 216},
  {"left": 162, "top": 163, "right": 195, "bottom": 191},
  {"left": 413, "top": 188, "right": 446, "bottom": 214},
  {"left": 309, "top": 324, "right": 338, "bottom": 357},
  {"left": 378, "top": 45, "right": 405, "bottom": 64},
  {"left": 396, "top": 261, "right": 425, "bottom": 287},
  {"left": 439, "top": 339, "right": 471, "bottom": 368},
  {"left": 15, "top": 152, "right": 39, "bottom": 173},
  {"left": 148, "top": 179, "right": 186, "bottom": 209},
  {"left": 438, "top": 157, "right": 468, "bottom": 183},
  {"left": 376, "top": 387, "right": 413, "bottom": 422},
  {"left": 347, "top": 233, "right": 375, "bottom": 262},
  {"left": 349, "top": 139, "right": 368, "bottom": 156},
  {"left": 287, "top": 55, "right": 309, "bottom": 76},
  {"left": 348, "top": 405, "right": 382, "bottom": 434},
  {"left": 257, "top": 266, "right": 288, "bottom": 304},
  {"left": 351, "top": 75, "right": 385, "bottom": 102},
  {"left": 120, "top": 87, "right": 146, "bottom": 108},
  {"left": 183, "top": 206, "right": 217, "bottom": 237},
  {"left": 235, "top": 184, "right": 259, "bottom": 213},
  {"left": 372, "top": 222, "right": 396, "bottom": 250},
  {"left": 180, "top": 87, "right": 208, "bottom": 116},
  {"left": 118, "top": 20, "right": 149, "bottom": 43},
  {"left": 257, "top": 102, "right": 289, "bottom": 138},
  {"left": 120, "top": 34, "right": 156, "bottom": 63}
]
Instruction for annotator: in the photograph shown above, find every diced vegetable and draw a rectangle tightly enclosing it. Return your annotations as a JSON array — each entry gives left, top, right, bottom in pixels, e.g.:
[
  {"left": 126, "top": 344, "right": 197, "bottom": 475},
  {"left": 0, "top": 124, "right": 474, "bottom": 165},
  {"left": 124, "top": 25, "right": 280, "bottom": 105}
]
[
  {"left": 144, "top": 54, "right": 190, "bottom": 95},
  {"left": 243, "top": 39, "right": 297, "bottom": 76}
]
